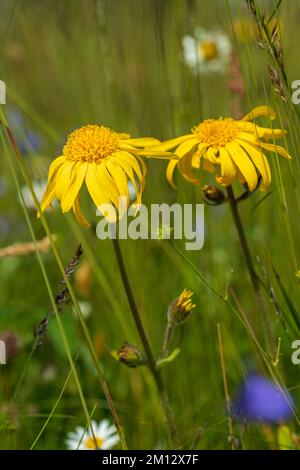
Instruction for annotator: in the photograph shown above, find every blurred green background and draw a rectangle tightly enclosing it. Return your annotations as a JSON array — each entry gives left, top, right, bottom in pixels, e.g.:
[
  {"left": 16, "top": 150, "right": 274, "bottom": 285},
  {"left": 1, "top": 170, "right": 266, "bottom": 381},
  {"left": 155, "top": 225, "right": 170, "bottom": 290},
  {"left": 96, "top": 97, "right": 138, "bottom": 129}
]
[{"left": 0, "top": 0, "right": 300, "bottom": 450}]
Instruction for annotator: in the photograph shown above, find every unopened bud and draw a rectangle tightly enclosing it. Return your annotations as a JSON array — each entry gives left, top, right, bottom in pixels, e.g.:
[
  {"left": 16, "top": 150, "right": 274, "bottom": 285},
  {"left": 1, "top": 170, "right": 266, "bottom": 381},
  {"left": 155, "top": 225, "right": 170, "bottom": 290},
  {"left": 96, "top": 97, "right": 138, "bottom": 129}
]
[
  {"left": 116, "top": 343, "right": 145, "bottom": 368},
  {"left": 201, "top": 185, "right": 225, "bottom": 205},
  {"left": 167, "top": 289, "right": 195, "bottom": 325}
]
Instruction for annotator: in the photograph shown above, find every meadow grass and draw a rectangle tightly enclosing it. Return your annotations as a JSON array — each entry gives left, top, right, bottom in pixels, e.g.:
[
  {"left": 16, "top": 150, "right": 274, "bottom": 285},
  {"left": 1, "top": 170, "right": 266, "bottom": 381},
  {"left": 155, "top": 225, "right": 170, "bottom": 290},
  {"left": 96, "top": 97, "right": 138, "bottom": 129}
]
[{"left": 0, "top": 0, "right": 299, "bottom": 450}]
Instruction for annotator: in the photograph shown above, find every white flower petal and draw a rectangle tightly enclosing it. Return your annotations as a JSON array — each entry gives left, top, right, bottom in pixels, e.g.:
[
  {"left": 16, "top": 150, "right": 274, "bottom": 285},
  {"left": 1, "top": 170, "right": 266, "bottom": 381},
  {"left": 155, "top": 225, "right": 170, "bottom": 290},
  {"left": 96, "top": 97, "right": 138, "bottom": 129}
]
[
  {"left": 104, "top": 425, "right": 118, "bottom": 436},
  {"left": 101, "top": 435, "right": 120, "bottom": 450},
  {"left": 98, "top": 419, "right": 111, "bottom": 434}
]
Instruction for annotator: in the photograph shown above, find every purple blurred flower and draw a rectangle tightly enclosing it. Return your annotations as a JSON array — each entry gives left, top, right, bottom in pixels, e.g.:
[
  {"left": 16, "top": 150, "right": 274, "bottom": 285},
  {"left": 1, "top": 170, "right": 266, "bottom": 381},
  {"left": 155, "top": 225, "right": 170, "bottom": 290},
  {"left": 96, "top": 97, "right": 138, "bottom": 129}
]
[
  {"left": 233, "top": 373, "right": 293, "bottom": 424},
  {"left": 0, "top": 218, "right": 10, "bottom": 239},
  {"left": 7, "top": 107, "right": 42, "bottom": 154},
  {"left": 19, "top": 130, "right": 42, "bottom": 154}
]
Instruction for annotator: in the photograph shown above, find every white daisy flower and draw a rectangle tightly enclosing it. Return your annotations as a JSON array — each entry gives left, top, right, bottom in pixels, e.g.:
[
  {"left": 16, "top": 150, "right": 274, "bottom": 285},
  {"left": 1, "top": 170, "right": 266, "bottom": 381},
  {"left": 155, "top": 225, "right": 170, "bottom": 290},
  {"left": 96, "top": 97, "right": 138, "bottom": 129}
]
[
  {"left": 21, "top": 180, "right": 47, "bottom": 210},
  {"left": 182, "top": 28, "right": 231, "bottom": 74},
  {"left": 66, "top": 419, "right": 120, "bottom": 450},
  {"left": 73, "top": 301, "right": 92, "bottom": 320}
]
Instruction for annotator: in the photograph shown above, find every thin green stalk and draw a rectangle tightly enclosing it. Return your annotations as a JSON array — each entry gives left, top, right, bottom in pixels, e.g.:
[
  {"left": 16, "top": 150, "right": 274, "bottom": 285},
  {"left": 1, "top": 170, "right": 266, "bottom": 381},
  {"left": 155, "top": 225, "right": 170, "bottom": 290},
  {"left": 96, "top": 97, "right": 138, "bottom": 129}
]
[
  {"left": 226, "top": 186, "right": 274, "bottom": 354},
  {"left": 168, "top": 242, "right": 299, "bottom": 424},
  {"left": 0, "top": 109, "right": 127, "bottom": 449},
  {"left": 1, "top": 125, "right": 97, "bottom": 444},
  {"left": 217, "top": 323, "right": 235, "bottom": 451},
  {"left": 112, "top": 237, "right": 178, "bottom": 447},
  {"left": 12, "top": 338, "right": 39, "bottom": 403},
  {"left": 267, "top": 0, "right": 283, "bottom": 25},
  {"left": 162, "top": 322, "right": 174, "bottom": 358},
  {"left": 30, "top": 358, "right": 77, "bottom": 449}
]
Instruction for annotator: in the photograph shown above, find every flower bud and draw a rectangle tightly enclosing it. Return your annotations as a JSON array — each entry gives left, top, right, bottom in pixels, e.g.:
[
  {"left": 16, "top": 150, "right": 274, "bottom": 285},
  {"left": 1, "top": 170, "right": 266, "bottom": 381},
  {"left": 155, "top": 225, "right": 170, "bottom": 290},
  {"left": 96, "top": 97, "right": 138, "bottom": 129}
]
[
  {"left": 167, "top": 289, "right": 195, "bottom": 325},
  {"left": 201, "top": 185, "right": 225, "bottom": 205},
  {"left": 116, "top": 343, "right": 145, "bottom": 368}
]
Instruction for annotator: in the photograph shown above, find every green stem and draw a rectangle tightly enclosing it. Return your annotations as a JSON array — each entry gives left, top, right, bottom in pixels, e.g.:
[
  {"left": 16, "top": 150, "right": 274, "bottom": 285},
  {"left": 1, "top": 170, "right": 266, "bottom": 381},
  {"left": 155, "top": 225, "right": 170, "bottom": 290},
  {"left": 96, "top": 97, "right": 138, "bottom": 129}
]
[
  {"left": 226, "top": 186, "right": 274, "bottom": 354},
  {"left": 267, "top": 0, "right": 283, "bottom": 25},
  {"left": 227, "top": 187, "right": 258, "bottom": 288},
  {"left": 112, "top": 237, "right": 178, "bottom": 447},
  {"left": 0, "top": 113, "right": 126, "bottom": 449},
  {"left": 162, "top": 322, "right": 174, "bottom": 358}
]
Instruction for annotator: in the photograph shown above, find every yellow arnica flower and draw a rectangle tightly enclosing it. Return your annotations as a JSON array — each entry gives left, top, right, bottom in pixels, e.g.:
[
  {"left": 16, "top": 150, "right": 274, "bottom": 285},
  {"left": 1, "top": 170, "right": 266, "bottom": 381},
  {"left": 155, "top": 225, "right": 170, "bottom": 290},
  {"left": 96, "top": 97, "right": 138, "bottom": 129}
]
[
  {"left": 168, "top": 289, "right": 195, "bottom": 324},
  {"left": 155, "top": 106, "right": 291, "bottom": 192},
  {"left": 40, "top": 125, "right": 170, "bottom": 226}
]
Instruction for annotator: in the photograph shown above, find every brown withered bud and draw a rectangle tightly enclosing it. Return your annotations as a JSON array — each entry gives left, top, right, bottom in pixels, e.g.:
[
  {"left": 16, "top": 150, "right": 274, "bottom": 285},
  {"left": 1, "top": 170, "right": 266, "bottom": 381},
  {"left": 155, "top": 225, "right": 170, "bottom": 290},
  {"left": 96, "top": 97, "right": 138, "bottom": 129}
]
[
  {"left": 116, "top": 343, "right": 145, "bottom": 368},
  {"left": 201, "top": 185, "right": 226, "bottom": 205},
  {"left": 0, "top": 331, "right": 20, "bottom": 363},
  {"left": 268, "top": 65, "right": 287, "bottom": 102}
]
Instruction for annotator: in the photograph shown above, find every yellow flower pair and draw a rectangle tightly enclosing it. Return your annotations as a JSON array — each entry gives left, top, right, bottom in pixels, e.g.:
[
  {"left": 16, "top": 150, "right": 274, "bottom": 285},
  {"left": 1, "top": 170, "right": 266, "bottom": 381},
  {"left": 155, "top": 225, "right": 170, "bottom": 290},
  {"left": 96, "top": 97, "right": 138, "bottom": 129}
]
[{"left": 40, "top": 106, "right": 291, "bottom": 226}]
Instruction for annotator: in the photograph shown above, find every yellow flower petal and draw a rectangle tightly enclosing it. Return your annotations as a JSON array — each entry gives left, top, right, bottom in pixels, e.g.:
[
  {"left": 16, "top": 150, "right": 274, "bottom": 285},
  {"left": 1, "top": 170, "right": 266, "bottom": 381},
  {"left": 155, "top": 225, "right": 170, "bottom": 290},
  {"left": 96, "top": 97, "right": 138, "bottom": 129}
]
[
  {"left": 242, "top": 106, "right": 276, "bottom": 122},
  {"left": 125, "top": 137, "right": 160, "bottom": 147},
  {"left": 166, "top": 160, "right": 179, "bottom": 189},
  {"left": 178, "top": 154, "right": 199, "bottom": 186},
  {"left": 175, "top": 139, "right": 198, "bottom": 158},
  {"left": 257, "top": 127, "right": 287, "bottom": 140},
  {"left": 55, "top": 161, "right": 74, "bottom": 200},
  {"left": 118, "top": 151, "right": 143, "bottom": 182},
  {"left": 117, "top": 132, "right": 131, "bottom": 140},
  {"left": 205, "top": 147, "right": 221, "bottom": 165},
  {"left": 40, "top": 157, "right": 66, "bottom": 212},
  {"left": 151, "top": 135, "right": 194, "bottom": 152},
  {"left": 40, "top": 176, "right": 56, "bottom": 212},
  {"left": 116, "top": 152, "right": 143, "bottom": 206},
  {"left": 238, "top": 122, "right": 287, "bottom": 141},
  {"left": 218, "top": 147, "right": 236, "bottom": 185},
  {"left": 136, "top": 155, "right": 147, "bottom": 192},
  {"left": 119, "top": 141, "right": 171, "bottom": 158},
  {"left": 47, "top": 156, "right": 66, "bottom": 182},
  {"left": 85, "top": 163, "right": 110, "bottom": 208},
  {"left": 191, "top": 144, "right": 207, "bottom": 168},
  {"left": 236, "top": 138, "right": 271, "bottom": 190},
  {"left": 237, "top": 129, "right": 260, "bottom": 144},
  {"left": 106, "top": 160, "right": 130, "bottom": 200},
  {"left": 134, "top": 149, "right": 174, "bottom": 158},
  {"left": 96, "top": 163, "right": 121, "bottom": 208},
  {"left": 118, "top": 142, "right": 136, "bottom": 151},
  {"left": 73, "top": 197, "right": 90, "bottom": 228},
  {"left": 61, "top": 162, "right": 88, "bottom": 212},
  {"left": 226, "top": 141, "right": 258, "bottom": 191},
  {"left": 259, "top": 142, "right": 292, "bottom": 160}
]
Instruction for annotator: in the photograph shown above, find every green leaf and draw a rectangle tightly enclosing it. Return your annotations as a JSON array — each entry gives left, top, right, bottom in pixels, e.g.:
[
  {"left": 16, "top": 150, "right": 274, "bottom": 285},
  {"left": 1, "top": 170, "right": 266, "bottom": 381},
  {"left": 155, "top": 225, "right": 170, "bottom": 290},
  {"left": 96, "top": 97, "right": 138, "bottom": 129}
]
[
  {"left": 277, "top": 425, "right": 294, "bottom": 450},
  {"left": 157, "top": 348, "right": 181, "bottom": 369}
]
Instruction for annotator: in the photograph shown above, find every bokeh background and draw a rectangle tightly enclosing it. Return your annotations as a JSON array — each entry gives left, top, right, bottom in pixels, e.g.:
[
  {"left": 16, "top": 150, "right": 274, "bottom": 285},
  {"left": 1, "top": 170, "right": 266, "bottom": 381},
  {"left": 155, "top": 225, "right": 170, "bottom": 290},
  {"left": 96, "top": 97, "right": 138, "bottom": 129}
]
[{"left": 0, "top": 0, "right": 300, "bottom": 450}]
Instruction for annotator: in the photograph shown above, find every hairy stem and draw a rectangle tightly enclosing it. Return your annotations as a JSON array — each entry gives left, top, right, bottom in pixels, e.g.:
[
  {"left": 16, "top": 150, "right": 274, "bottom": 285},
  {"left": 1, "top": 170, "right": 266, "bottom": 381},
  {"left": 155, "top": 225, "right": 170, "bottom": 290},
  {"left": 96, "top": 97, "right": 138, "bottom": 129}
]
[
  {"left": 112, "top": 237, "right": 178, "bottom": 447},
  {"left": 162, "top": 322, "right": 174, "bottom": 358}
]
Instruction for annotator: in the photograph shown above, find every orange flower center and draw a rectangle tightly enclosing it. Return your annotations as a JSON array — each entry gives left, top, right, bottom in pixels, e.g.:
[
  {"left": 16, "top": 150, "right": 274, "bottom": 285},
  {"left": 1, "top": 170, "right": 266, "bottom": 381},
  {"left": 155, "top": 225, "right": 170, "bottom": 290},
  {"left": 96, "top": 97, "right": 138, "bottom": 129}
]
[
  {"left": 63, "top": 125, "right": 119, "bottom": 162},
  {"left": 192, "top": 118, "right": 238, "bottom": 147},
  {"left": 85, "top": 436, "right": 104, "bottom": 449},
  {"left": 199, "top": 41, "right": 219, "bottom": 61}
]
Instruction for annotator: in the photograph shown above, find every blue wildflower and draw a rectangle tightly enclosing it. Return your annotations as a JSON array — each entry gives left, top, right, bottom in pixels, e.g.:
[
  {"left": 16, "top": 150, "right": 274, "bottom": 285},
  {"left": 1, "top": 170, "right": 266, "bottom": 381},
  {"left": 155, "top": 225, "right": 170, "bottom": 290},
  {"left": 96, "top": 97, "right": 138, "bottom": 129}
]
[{"left": 234, "top": 373, "right": 294, "bottom": 424}]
